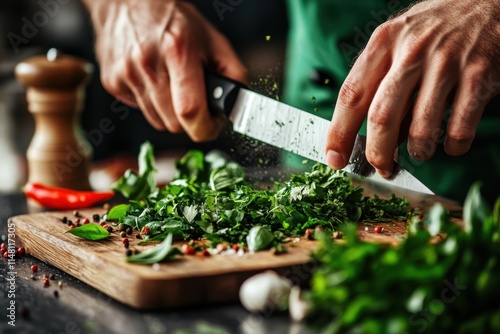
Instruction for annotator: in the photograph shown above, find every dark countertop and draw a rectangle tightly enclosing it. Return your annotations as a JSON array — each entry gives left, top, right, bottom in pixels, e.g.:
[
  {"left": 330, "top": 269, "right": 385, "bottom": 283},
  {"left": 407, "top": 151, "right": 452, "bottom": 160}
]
[{"left": 0, "top": 192, "right": 311, "bottom": 334}]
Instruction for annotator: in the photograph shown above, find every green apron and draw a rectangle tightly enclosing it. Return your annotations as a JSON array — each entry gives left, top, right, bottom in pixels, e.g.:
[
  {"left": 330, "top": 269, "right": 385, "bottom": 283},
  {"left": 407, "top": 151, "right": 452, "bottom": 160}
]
[{"left": 283, "top": 0, "right": 500, "bottom": 204}]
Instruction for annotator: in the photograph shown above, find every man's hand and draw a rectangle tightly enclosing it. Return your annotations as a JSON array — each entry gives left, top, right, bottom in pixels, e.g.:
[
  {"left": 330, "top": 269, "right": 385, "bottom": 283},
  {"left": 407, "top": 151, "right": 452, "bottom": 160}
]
[
  {"left": 325, "top": 0, "right": 500, "bottom": 177},
  {"left": 84, "top": 0, "right": 247, "bottom": 141}
]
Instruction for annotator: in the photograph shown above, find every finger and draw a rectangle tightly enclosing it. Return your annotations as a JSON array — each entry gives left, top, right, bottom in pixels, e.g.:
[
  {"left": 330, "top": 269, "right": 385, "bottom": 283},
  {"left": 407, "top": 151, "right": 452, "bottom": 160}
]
[
  {"left": 134, "top": 46, "right": 182, "bottom": 133},
  {"left": 122, "top": 61, "right": 166, "bottom": 131},
  {"left": 366, "top": 63, "right": 421, "bottom": 178},
  {"left": 164, "top": 32, "right": 224, "bottom": 142},
  {"left": 326, "top": 25, "right": 392, "bottom": 170},
  {"left": 444, "top": 64, "right": 496, "bottom": 156},
  {"left": 407, "top": 59, "right": 457, "bottom": 161}
]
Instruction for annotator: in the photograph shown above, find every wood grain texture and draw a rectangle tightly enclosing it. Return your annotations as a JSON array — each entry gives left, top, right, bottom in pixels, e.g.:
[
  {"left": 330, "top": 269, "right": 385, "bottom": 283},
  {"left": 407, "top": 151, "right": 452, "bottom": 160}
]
[{"left": 11, "top": 208, "right": 409, "bottom": 309}]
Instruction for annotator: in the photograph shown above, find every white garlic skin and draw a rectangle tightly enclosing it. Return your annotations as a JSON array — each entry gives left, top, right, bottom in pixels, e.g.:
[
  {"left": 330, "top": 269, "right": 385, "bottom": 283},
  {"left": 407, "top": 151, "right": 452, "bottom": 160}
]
[
  {"left": 239, "top": 270, "right": 292, "bottom": 313},
  {"left": 289, "top": 285, "right": 311, "bottom": 322}
]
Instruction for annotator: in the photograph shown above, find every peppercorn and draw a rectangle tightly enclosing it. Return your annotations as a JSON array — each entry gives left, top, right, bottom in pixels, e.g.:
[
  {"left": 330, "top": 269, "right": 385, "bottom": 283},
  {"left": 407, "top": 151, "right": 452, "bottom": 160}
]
[
  {"left": 184, "top": 246, "right": 196, "bottom": 255},
  {"left": 107, "top": 226, "right": 113, "bottom": 233},
  {"left": 31, "top": 265, "right": 38, "bottom": 272},
  {"left": 74, "top": 218, "right": 81, "bottom": 226},
  {"left": 70, "top": 225, "right": 77, "bottom": 229},
  {"left": 73, "top": 210, "right": 80, "bottom": 217},
  {"left": 54, "top": 290, "right": 59, "bottom": 298},
  {"left": 374, "top": 226, "right": 384, "bottom": 233},
  {"left": 58, "top": 281, "right": 63, "bottom": 288},
  {"left": 61, "top": 216, "right": 68, "bottom": 224},
  {"left": 67, "top": 220, "right": 73, "bottom": 226},
  {"left": 305, "top": 229, "right": 314, "bottom": 240},
  {"left": 3, "top": 251, "right": 9, "bottom": 258},
  {"left": 125, "top": 249, "right": 133, "bottom": 257},
  {"left": 99, "top": 221, "right": 106, "bottom": 227},
  {"left": 43, "top": 278, "right": 49, "bottom": 287},
  {"left": 141, "top": 226, "right": 151, "bottom": 235},
  {"left": 201, "top": 249, "right": 210, "bottom": 257},
  {"left": 82, "top": 218, "right": 90, "bottom": 224},
  {"left": 92, "top": 214, "right": 100, "bottom": 222},
  {"left": 126, "top": 227, "right": 132, "bottom": 235},
  {"left": 136, "top": 234, "right": 142, "bottom": 239},
  {"left": 49, "top": 273, "right": 55, "bottom": 280},
  {"left": 17, "top": 247, "right": 26, "bottom": 256},
  {"left": 124, "top": 242, "right": 129, "bottom": 249},
  {"left": 122, "top": 238, "right": 129, "bottom": 245},
  {"left": 117, "top": 223, "right": 125, "bottom": 231},
  {"left": 231, "top": 244, "right": 239, "bottom": 251},
  {"left": 120, "top": 231, "right": 127, "bottom": 238}
]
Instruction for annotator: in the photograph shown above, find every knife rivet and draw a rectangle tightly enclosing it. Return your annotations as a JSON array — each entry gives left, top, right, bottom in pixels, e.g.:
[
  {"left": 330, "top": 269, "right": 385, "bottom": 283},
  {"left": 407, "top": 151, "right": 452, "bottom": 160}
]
[{"left": 213, "top": 86, "right": 224, "bottom": 99}]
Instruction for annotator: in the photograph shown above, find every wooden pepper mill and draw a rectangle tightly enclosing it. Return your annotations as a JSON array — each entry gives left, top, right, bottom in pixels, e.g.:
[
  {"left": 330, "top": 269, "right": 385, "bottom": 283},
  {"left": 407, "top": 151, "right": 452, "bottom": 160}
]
[{"left": 15, "top": 49, "right": 94, "bottom": 190}]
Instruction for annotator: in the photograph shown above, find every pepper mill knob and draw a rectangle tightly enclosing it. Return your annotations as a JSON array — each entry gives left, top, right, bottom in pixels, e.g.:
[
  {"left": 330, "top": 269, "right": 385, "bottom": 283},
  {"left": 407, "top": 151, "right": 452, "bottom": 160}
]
[{"left": 15, "top": 49, "right": 94, "bottom": 190}]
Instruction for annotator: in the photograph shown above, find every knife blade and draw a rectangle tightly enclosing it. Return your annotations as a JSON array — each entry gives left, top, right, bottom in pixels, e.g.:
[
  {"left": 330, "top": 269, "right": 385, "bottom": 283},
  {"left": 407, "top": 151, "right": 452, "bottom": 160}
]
[{"left": 205, "top": 72, "right": 433, "bottom": 195}]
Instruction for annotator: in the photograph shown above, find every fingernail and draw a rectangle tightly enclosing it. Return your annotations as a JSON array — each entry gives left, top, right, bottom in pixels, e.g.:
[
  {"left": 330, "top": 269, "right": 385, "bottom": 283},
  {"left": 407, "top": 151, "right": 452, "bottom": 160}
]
[{"left": 326, "top": 150, "right": 345, "bottom": 169}]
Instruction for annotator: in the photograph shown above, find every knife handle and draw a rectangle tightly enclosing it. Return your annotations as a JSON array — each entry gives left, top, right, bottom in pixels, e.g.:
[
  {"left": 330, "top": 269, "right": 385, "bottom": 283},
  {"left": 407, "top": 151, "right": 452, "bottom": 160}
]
[{"left": 205, "top": 71, "right": 246, "bottom": 116}]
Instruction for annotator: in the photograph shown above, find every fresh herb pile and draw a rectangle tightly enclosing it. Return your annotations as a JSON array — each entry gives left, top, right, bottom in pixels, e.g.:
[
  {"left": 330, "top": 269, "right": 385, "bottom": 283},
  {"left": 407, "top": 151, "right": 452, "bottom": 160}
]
[
  {"left": 109, "top": 142, "right": 410, "bottom": 250},
  {"left": 304, "top": 184, "right": 500, "bottom": 333}
]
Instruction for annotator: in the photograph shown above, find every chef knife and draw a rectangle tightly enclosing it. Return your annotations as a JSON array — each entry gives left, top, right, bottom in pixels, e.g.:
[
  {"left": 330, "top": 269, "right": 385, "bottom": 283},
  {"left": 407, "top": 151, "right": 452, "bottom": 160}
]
[{"left": 205, "top": 72, "right": 433, "bottom": 195}]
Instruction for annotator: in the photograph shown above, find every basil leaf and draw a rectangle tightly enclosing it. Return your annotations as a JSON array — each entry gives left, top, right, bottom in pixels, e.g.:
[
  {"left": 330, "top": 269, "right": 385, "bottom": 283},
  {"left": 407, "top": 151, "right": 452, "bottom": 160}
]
[
  {"left": 247, "top": 226, "right": 274, "bottom": 252},
  {"left": 106, "top": 204, "right": 130, "bottom": 221},
  {"left": 112, "top": 142, "right": 157, "bottom": 200},
  {"left": 126, "top": 233, "right": 180, "bottom": 264},
  {"left": 65, "top": 224, "right": 110, "bottom": 241}
]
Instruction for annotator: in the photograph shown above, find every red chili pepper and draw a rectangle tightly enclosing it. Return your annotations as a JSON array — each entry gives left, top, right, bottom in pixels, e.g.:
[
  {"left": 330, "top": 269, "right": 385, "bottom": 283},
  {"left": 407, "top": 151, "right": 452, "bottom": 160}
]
[{"left": 24, "top": 183, "right": 115, "bottom": 210}]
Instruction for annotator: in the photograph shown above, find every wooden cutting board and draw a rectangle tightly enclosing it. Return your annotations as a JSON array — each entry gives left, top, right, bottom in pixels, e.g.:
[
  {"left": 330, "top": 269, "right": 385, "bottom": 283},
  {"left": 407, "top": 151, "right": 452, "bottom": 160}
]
[{"left": 11, "top": 208, "right": 409, "bottom": 310}]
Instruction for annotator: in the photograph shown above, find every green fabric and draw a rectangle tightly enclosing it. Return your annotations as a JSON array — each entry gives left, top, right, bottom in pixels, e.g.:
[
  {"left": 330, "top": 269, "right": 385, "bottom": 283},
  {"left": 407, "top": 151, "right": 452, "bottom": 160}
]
[{"left": 282, "top": 0, "right": 500, "bottom": 204}]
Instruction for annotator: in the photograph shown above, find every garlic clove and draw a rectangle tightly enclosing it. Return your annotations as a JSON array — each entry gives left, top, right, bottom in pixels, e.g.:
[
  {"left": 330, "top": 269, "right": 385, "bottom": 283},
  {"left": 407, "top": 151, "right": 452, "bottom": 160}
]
[
  {"left": 289, "top": 286, "right": 311, "bottom": 322},
  {"left": 239, "top": 270, "right": 292, "bottom": 313}
]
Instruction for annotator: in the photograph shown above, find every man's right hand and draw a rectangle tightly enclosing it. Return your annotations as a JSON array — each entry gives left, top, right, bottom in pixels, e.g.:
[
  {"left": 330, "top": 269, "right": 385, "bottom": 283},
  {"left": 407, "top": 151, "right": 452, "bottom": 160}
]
[{"left": 84, "top": 0, "right": 247, "bottom": 141}]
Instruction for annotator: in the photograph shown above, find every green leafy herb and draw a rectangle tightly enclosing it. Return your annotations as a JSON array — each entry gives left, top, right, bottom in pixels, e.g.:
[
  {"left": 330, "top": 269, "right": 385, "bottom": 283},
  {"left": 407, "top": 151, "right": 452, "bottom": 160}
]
[
  {"left": 111, "top": 144, "right": 410, "bottom": 250},
  {"left": 65, "top": 224, "right": 110, "bottom": 241},
  {"left": 106, "top": 204, "right": 129, "bottom": 221},
  {"left": 247, "top": 226, "right": 275, "bottom": 252},
  {"left": 112, "top": 141, "right": 157, "bottom": 200},
  {"left": 304, "top": 183, "right": 500, "bottom": 333},
  {"left": 126, "top": 233, "right": 181, "bottom": 264}
]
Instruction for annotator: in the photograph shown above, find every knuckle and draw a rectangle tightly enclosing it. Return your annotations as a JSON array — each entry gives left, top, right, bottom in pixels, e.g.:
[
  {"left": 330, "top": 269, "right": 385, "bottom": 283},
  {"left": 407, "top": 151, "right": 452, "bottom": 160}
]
[
  {"left": 446, "top": 127, "right": 475, "bottom": 149},
  {"left": 338, "top": 80, "right": 364, "bottom": 109},
  {"left": 132, "top": 45, "right": 156, "bottom": 72},
  {"left": 365, "top": 152, "right": 386, "bottom": 170},
  {"left": 370, "top": 23, "right": 392, "bottom": 46},
  {"left": 367, "top": 103, "right": 393, "bottom": 129},
  {"left": 176, "top": 102, "right": 198, "bottom": 120}
]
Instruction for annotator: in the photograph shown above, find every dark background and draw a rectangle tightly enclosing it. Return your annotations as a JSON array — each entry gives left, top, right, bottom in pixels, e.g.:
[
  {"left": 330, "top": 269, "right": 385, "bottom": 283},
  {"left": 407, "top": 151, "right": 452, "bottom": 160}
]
[{"left": 0, "top": 0, "right": 289, "bottom": 191}]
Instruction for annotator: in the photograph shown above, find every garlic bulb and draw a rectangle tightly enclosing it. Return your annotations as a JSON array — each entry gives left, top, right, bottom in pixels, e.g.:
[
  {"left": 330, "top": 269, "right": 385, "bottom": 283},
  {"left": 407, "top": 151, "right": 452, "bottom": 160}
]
[
  {"left": 289, "top": 286, "right": 311, "bottom": 322},
  {"left": 239, "top": 271, "right": 292, "bottom": 313}
]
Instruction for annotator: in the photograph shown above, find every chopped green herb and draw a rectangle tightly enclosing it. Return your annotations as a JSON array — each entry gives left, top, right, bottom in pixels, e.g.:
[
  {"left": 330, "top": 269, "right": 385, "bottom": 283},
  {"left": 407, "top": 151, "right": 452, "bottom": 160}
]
[{"left": 108, "top": 143, "right": 410, "bottom": 250}]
